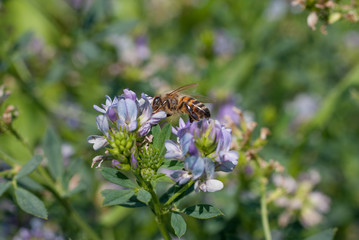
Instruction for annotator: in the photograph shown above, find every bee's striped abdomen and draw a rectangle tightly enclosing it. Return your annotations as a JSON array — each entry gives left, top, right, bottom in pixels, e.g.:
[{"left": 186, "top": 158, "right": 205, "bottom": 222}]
[{"left": 179, "top": 96, "right": 211, "bottom": 122}]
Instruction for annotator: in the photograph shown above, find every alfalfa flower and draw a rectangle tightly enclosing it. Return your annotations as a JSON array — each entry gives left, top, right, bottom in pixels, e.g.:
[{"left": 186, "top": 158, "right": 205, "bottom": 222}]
[
  {"left": 164, "top": 118, "right": 238, "bottom": 192},
  {"left": 88, "top": 89, "right": 166, "bottom": 168}
]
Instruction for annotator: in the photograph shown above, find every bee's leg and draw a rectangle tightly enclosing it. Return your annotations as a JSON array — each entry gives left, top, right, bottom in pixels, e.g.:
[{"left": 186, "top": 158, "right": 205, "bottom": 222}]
[{"left": 184, "top": 102, "right": 199, "bottom": 122}]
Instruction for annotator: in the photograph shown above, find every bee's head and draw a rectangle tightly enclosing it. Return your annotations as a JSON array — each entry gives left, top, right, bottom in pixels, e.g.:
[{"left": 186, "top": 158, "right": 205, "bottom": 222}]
[{"left": 152, "top": 96, "right": 162, "bottom": 111}]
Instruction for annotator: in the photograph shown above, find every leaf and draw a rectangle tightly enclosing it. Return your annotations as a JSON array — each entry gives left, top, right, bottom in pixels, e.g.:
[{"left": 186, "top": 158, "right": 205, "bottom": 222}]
[
  {"left": 100, "top": 167, "right": 136, "bottom": 189},
  {"left": 152, "top": 124, "right": 172, "bottom": 155},
  {"left": 118, "top": 195, "right": 146, "bottom": 208},
  {"left": 43, "top": 128, "right": 63, "bottom": 180},
  {"left": 15, "top": 155, "right": 42, "bottom": 179},
  {"left": 171, "top": 212, "right": 187, "bottom": 238},
  {"left": 0, "top": 181, "right": 11, "bottom": 197},
  {"left": 183, "top": 204, "right": 223, "bottom": 219},
  {"left": 137, "top": 189, "right": 152, "bottom": 204},
  {"left": 304, "top": 228, "right": 337, "bottom": 240},
  {"left": 18, "top": 177, "right": 44, "bottom": 191},
  {"left": 101, "top": 189, "right": 136, "bottom": 206},
  {"left": 161, "top": 160, "right": 184, "bottom": 170},
  {"left": 15, "top": 187, "right": 48, "bottom": 219}
]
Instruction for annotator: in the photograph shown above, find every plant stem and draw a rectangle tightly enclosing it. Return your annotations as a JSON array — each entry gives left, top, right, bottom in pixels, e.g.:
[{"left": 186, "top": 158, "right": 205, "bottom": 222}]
[
  {"left": 138, "top": 175, "right": 171, "bottom": 240},
  {"left": 149, "top": 189, "right": 171, "bottom": 240},
  {"left": 260, "top": 177, "right": 272, "bottom": 240},
  {"left": 164, "top": 180, "right": 194, "bottom": 207}
]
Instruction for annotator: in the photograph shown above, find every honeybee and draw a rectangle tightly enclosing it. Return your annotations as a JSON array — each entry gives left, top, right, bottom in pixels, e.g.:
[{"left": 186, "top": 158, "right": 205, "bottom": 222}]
[{"left": 152, "top": 83, "right": 211, "bottom": 122}]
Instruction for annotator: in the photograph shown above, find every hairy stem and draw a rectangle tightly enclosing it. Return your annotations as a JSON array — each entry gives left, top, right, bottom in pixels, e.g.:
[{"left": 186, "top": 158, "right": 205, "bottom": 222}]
[{"left": 260, "top": 177, "right": 272, "bottom": 240}]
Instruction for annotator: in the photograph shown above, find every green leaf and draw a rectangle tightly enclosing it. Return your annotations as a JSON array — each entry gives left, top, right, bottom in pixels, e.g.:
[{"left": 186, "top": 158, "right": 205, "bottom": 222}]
[
  {"left": 304, "top": 228, "right": 337, "bottom": 240},
  {"left": 18, "top": 177, "right": 44, "bottom": 191},
  {"left": 15, "top": 187, "right": 48, "bottom": 219},
  {"left": 152, "top": 123, "right": 172, "bottom": 155},
  {"left": 43, "top": 128, "right": 63, "bottom": 180},
  {"left": 183, "top": 204, "right": 223, "bottom": 219},
  {"left": 119, "top": 196, "right": 146, "bottom": 208},
  {"left": 0, "top": 181, "right": 11, "bottom": 197},
  {"left": 15, "top": 155, "right": 42, "bottom": 179},
  {"left": 171, "top": 212, "right": 187, "bottom": 238},
  {"left": 101, "top": 189, "right": 135, "bottom": 206},
  {"left": 137, "top": 189, "right": 152, "bottom": 204},
  {"left": 161, "top": 160, "right": 184, "bottom": 170},
  {"left": 100, "top": 167, "right": 136, "bottom": 189}
]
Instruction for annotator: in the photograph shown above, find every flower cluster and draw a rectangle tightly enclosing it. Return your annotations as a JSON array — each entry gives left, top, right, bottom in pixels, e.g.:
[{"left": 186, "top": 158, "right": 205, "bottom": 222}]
[
  {"left": 88, "top": 89, "right": 166, "bottom": 168},
  {"left": 164, "top": 118, "right": 239, "bottom": 192},
  {"left": 268, "top": 170, "right": 331, "bottom": 227}
]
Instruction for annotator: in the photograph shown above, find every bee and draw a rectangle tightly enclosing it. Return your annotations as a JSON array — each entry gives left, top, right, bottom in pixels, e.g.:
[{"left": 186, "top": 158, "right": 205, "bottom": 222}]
[{"left": 152, "top": 83, "right": 211, "bottom": 122}]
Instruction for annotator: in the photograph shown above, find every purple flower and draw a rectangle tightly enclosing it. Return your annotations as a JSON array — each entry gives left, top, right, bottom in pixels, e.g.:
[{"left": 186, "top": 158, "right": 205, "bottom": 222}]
[
  {"left": 217, "top": 101, "right": 240, "bottom": 125},
  {"left": 165, "top": 118, "right": 237, "bottom": 192},
  {"left": 172, "top": 118, "right": 191, "bottom": 138},
  {"left": 137, "top": 93, "right": 166, "bottom": 136},
  {"left": 88, "top": 89, "right": 167, "bottom": 151},
  {"left": 170, "top": 156, "right": 224, "bottom": 192},
  {"left": 117, "top": 98, "right": 138, "bottom": 131},
  {"left": 164, "top": 133, "right": 192, "bottom": 160}
]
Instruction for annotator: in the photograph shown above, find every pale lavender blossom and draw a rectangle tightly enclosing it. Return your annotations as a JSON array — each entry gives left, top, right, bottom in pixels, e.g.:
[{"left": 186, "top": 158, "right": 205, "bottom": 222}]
[
  {"left": 164, "top": 118, "right": 238, "bottom": 192},
  {"left": 217, "top": 99, "right": 240, "bottom": 125},
  {"left": 88, "top": 89, "right": 166, "bottom": 151},
  {"left": 164, "top": 133, "right": 192, "bottom": 160}
]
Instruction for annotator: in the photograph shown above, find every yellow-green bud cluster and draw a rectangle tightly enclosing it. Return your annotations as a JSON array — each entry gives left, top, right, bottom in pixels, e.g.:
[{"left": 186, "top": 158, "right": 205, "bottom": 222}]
[
  {"left": 138, "top": 146, "right": 163, "bottom": 182},
  {"left": 107, "top": 129, "right": 136, "bottom": 162},
  {"left": 194, "top": 122, "right": 218, "bottom": 156}
]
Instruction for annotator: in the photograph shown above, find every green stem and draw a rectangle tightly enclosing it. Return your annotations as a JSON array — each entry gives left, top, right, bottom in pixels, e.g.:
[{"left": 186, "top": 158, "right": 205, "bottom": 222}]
[
  {"left": 138, "top": 175, "right": 171, "bottom": 240},
  {"left": 164, "top": 180, "right": 194, "bottom": 207},
  {"left": 260, "top": 178, "right": 272, "bottom": 240}
]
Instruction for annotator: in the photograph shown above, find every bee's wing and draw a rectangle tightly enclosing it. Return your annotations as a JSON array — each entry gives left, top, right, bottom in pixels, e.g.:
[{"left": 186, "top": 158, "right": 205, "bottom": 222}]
[
  {"left": 190, "top": 95, "right": 214, "bottom": 103},
  {"left": 168, "top": 83, "right": 199, "bottom": 95}
]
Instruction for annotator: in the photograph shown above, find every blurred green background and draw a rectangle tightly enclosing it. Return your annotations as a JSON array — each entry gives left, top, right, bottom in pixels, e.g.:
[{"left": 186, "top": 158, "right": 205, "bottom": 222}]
[{"left": 1, "top": 0, "right": 359, "bottom": 239}]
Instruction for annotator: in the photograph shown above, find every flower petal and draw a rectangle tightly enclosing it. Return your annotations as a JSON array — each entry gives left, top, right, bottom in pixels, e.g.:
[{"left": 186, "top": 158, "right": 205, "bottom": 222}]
[
  {"left": 147, "top": 111, "right": 167, "bottom": 125},
  {"left": 137, "top": 123, "right": 151, "bottom": 136},
  {"left": 185, "top": 156, "right": 204, "bottom": 180},
  {"left": 164, "top": 140, "right": 182, "bottom": 160},
  {"left": 180, "top": 133, "right": 193, "bottom": 155},
  {"left": 96, "top": 115, "right": 109, "bottom": 137},
  {"left": 107, "top": 106, "right": 118, "bottom": 122},
  {"left": 203, "top": 179, "right": 224, "bottom": 192},
  {"left": 93, "top": 105, "right": 106, "bottom": 114},
  {"left": 87, "top": 135, "right": 108, "bottom": 150},
  {"left": 123, "top": 88, "right": 137, "bottom": 101},
  {"left": 203, "top": 157, "right": 215, "bottom": 179},
  {"left": 139, "top": 93, "right": 152, "bottom": 124},
  {"left": 117, "top": 99, "right": 138, "bottom": 125}
]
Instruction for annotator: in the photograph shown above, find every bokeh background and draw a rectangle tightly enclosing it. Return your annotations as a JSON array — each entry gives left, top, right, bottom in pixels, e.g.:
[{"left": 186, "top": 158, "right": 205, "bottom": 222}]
[{"left": 1, "top": 0, "right": 359, "bottom": 239}]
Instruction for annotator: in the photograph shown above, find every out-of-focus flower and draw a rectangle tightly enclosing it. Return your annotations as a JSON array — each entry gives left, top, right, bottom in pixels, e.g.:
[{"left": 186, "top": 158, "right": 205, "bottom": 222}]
[
  {"left": 0, "top": 85, "right": 11, "bottom": 105},
  {"left": 165, "top": 118, "right": 238, "bottom": 192},
  {"left": 216, "top": 99, "right": 240, "bottom": 126},
  {"left": 13, "top": 218, "right": 64, "bottom": 240},
  {"left": 270, "top": 170, "right": 331, "bottom": 228},
  {"left": 108, "top": 35, "right": 150, "bottom": 66},
  {"left": 265, "top": 0, "right": 288, "bottom": 21},
  {"left": 285, "top": 93, "right": 320, "bottom": 129},
  {"left": 307, "top": 12, "right": 319, "bottom": 30},
  {"left": 214, "top": 30, "right": 238, "bottom": 57},
  {"left": 2, "top": 105, "right": 19, "bottom": 124}
]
